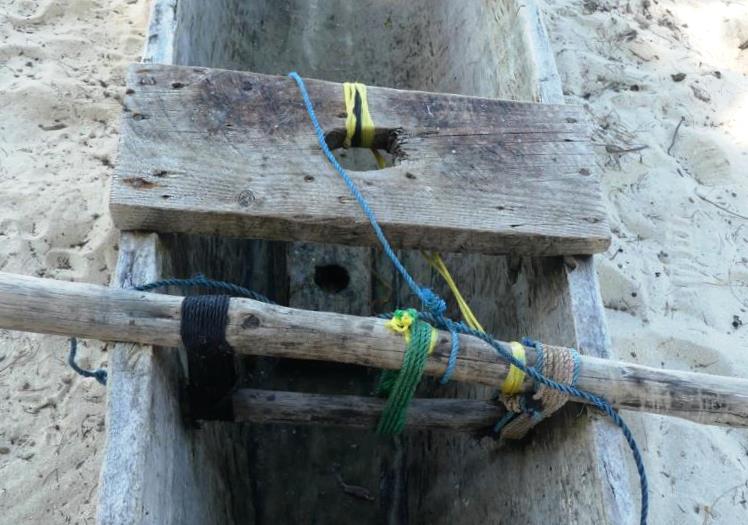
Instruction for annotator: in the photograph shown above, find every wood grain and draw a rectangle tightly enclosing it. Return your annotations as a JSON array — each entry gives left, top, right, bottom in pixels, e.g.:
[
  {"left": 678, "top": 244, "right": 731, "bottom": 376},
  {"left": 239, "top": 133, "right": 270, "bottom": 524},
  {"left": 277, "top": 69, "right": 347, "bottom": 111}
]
[
  {"left": 110, "top": 64, "right": 610, "bottom": 255},
  {"left": 231, "top": 389, "right": 506, "bottom": 431},
  {"left": 1, "top": 271, "right": 746, "bottom": 429},
  {"left": 96, "top": 233, "right": 253, "bottom": 525}
]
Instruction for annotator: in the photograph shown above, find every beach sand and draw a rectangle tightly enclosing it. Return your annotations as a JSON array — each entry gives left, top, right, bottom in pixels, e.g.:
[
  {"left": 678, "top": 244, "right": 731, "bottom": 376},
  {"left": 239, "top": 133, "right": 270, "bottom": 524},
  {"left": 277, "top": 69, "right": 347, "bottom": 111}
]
[
  {"left": 1, "top": 0, "right": 746, "bottom": 523},
  {"left": 0, "top": 0, "right": 147, "bottom": 522}
]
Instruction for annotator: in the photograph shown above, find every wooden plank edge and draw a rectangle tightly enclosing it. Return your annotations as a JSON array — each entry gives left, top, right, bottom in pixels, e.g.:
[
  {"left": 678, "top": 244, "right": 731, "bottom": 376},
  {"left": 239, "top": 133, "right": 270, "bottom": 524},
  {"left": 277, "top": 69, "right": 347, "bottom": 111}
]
[
  {"left": 108, "top": 202, "right": 612, "bottom": 256},
  {"left": 231, "top": 389, "right": 505, "bottom": 431}
]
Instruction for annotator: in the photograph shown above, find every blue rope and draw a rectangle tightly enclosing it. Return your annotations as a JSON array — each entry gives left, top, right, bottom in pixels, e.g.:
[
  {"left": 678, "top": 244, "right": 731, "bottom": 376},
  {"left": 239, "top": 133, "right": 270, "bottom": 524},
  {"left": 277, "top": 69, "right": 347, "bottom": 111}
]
[
  {"left": 66, "top": 275, "right": 274, "bottom": 385},
  {"left": 288, "top": 72, "right": 446, "bottom": 318},
  {"left": 522, "top": 337, "right": 545, "bottom": 375},
  {"left": 439, "top": 318, "right": 460, "bottom": 384},
  {"left": 288, "top": 71, "right": 458, "bottom": 384},
  {"left": 492, "top": 410, "right": 516, "bottom": 433},
  {"left": 289, "top": 72, "right": 648, "bottom": 525},
  {"left": 67, "top": 337, "right": 107, "bottom": 385},
  {"left": 132, "top": 274, "right": 275, "bottom": 303}
]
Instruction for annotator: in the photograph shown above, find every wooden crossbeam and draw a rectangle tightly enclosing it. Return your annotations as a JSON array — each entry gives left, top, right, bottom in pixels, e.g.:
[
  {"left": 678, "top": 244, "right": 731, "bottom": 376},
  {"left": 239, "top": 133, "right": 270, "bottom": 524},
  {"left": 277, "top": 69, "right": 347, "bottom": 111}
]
[
  {"left": 110, "top": 65, "right": 610, "bottom": 255},
  {"left": 231, "top": 389, "right": 505, "bottom": 431},
  {"left": 0, "top": 271, "right": 746, "bottom": 429}
]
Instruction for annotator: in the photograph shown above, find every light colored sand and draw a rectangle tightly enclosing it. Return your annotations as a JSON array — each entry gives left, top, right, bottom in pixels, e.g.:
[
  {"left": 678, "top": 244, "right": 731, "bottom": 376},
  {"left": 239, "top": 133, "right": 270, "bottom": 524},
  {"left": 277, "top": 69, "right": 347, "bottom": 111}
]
[
  {"left": 541, "top": 1, "right": 748, "bottom": 522},
  {"left": 0, "top": 0, "right": 746, "bottom": 523},
  {"left": 0, "top": 0, "right": 148, "bottom": 522}
]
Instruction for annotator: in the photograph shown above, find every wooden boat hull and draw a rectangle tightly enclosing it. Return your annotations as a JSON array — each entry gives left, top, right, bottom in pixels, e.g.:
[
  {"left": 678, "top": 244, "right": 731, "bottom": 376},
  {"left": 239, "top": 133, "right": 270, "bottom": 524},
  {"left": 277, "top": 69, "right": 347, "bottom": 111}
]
[{"left": 97, "top": 1, "right": 636, "bottom": 523}]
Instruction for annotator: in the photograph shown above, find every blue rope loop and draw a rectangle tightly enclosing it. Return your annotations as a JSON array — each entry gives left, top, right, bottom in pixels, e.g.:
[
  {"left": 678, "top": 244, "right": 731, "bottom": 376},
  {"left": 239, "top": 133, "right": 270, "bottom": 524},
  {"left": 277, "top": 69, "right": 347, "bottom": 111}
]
[
  {"left": 67, "top": 337, "right": 107, "bottom": 385},
  {"left": 289, "top": 72, "right": 648, "bottom": 525},
  {"left": 522, "top": 337, "right": 545, "bottom": 376},
  {"left": 66, "top": 275, "right": 275, "bottom": 386},
  {"left": 133, "top": 274, "right": 275, "bottom": 303}
]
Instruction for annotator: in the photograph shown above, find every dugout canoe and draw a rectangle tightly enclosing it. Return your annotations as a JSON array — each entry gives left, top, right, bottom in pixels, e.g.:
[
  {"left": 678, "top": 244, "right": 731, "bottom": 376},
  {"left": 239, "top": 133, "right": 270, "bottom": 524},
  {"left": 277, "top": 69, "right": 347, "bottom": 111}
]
[{"left": 96, "top": 2, "right": 638, "bottom": 524}]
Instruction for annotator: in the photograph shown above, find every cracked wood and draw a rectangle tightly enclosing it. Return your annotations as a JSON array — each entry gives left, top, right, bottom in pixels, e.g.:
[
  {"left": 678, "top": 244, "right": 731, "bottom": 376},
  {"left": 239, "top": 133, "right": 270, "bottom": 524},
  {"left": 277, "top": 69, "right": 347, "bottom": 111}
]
[{"left": 110, "top": 64, "right": 610, "bottom": 255}]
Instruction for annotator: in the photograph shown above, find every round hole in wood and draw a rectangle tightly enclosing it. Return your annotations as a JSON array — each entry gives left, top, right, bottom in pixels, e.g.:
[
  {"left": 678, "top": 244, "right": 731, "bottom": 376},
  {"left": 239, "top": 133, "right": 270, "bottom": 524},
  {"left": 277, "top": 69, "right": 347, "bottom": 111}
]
[{"left": 314, "top": 264, "right": 350, "bottom": 294}]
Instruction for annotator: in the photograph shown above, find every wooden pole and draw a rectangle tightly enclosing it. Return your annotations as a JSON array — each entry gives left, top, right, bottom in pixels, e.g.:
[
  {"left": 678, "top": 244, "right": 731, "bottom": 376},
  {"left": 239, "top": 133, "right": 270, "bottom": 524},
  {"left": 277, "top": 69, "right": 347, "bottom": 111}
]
[
  {"left": 0, "top": 271, "right": 746, "bottom": 428},
  {"left": 232, "top": 389, "right": 505, "bottom": 431}
]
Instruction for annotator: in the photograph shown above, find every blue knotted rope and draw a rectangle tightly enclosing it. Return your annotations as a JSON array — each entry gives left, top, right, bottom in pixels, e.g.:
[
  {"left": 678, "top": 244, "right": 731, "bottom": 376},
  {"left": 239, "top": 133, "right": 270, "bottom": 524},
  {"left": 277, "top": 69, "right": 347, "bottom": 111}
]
[{"left": 288, "top": 71, "right": 648, "bottom": 525}]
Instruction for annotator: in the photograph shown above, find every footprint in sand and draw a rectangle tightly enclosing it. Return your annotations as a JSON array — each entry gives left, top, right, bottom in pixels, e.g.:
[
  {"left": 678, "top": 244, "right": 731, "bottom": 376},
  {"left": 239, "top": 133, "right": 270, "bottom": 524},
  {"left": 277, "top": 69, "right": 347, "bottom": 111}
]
[
  {"left": 597, "top": 257, "right": 647, "bottom": 318},
  {"left": 675, "top": 129, "right": 734, "bottom": 186},
  {"left": 5, "top": 0, "right": 96, "bottom": 26}
]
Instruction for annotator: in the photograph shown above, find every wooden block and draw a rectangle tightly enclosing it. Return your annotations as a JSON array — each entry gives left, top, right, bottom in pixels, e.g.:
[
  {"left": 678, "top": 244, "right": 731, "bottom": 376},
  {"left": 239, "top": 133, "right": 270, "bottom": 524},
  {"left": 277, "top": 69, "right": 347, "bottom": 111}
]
[{"left": 111, "top": 64, "right": 610, "bottom": 255}]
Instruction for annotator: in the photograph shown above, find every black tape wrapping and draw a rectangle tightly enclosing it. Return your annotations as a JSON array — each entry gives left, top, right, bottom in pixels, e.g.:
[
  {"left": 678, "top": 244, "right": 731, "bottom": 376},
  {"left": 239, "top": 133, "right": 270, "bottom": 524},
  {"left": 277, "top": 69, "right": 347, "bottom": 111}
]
[{"left": 180, "top": 295, "right": 236, "bottom": 422}]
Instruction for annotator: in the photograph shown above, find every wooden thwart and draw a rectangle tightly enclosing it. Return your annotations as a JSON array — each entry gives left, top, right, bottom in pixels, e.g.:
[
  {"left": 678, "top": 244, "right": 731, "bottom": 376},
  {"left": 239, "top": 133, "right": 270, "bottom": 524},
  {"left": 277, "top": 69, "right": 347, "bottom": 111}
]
[
  {"left": 110, "top": 65, "right": 610, "bottom": 255},
  {"left": 232, "top": 389, "right": 505, "bottom": 431},
  {"left": 0, "top": 271, "right": 746, "bottom": 429}
]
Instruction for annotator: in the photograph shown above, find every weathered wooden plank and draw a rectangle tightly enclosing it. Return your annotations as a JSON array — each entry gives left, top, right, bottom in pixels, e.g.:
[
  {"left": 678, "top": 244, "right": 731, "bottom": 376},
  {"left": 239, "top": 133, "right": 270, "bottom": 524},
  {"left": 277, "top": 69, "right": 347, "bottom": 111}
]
[
  {"left": 2, "top": 271, "right": 746, "bottom": 429},
  {"left": 564, "top": 255, "right": 638, "bottom": 521},
  {"left": 111, "top": 64, "right": 610, "bottom": 255},
  {"left": 231, "top": 389, "right": 505, "bottom": 430},
  {"left": 96, "top": 233, "right": 253, "bottom": 525},
  {"left": 508, "top": 23, "right": 637, "bottom": 520}
]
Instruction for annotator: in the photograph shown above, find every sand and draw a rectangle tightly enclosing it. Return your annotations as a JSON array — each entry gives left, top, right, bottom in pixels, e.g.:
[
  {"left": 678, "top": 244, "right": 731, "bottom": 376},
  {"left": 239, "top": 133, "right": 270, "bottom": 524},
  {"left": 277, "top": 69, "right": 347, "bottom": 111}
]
[
  {"left": 0, "top": 1, "right": 148, "bottom": 522},
  {"left": 540, "top": 1, "right": 748, "bottom": 522},
  {"left": 0, "top": 0, "right": 746, "bottom": 523}
]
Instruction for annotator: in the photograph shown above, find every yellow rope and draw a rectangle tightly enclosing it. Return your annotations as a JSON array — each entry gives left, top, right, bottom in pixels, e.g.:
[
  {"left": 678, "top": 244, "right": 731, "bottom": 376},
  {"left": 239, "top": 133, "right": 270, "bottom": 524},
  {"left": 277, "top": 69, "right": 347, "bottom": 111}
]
[
  {"left": 343, "top": 82, "right": 386, "bottom": 169},
  {"left": 343, "top": 82, "right": 524, "bottom": 390},
  {"left": 386, "top": 309, "right": 438, "bottom": 354},
  {"left": 421, "top": 253, "right": 527, "bottom": 391},
  {"left": 421, "top": 252, "right": 484, "bottom": 332},
  {"left": 501, "top": 342, "right": 527, "bottom": 395}
]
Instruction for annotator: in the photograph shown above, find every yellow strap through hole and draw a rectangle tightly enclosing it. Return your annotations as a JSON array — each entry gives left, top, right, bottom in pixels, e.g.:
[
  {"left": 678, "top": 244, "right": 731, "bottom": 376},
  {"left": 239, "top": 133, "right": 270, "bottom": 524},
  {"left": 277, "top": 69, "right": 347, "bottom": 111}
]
[{"left": 343, "top": 82, "right": 385, "bottom": 169}]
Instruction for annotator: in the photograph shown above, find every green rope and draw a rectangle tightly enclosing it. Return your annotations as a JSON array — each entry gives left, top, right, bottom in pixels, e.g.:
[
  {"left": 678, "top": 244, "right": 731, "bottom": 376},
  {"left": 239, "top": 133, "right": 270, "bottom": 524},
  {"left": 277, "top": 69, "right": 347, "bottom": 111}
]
[{"left": 376, "top": 310, "right": 433, "bottom": 435}]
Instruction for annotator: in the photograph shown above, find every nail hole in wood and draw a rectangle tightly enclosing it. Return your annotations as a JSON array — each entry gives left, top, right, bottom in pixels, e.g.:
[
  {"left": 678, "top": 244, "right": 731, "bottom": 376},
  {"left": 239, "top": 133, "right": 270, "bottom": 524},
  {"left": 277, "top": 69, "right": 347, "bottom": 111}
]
[{"left": 237, "top": 190, "right": 256, "bottom": 207}]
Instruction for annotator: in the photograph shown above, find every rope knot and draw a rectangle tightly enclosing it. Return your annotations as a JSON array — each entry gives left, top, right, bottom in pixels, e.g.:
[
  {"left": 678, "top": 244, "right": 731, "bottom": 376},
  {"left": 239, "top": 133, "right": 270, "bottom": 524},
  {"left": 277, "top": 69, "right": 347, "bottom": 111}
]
[
  {"left": 385, "top": 309, "right": 418, "bottom": 343},
  {"left": 494, "top": 342, "right": 579, "bottom": 441},
  {"left": 67, "top": 337, "right": 108, "bottom": 386},
  {"left": 91, "top": 369, "right": 108, "bottom": 385},
  {"left": 420, "top": 287, "right": 447, "bottom": 317}
]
